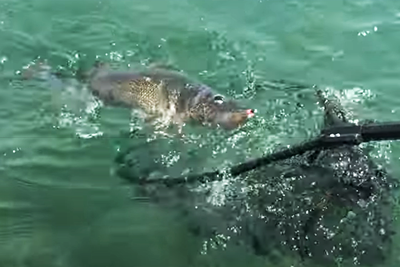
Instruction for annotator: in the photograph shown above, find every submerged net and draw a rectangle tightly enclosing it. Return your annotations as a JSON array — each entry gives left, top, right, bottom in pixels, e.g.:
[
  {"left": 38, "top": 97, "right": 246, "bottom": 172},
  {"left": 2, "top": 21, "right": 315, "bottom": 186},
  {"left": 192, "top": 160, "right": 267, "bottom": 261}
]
[
  {"left": 115, "top": 85, "right": 400, "bottom": 266},
  {"left": 117, "top": 139, "right": 399, "bottom": 266}
]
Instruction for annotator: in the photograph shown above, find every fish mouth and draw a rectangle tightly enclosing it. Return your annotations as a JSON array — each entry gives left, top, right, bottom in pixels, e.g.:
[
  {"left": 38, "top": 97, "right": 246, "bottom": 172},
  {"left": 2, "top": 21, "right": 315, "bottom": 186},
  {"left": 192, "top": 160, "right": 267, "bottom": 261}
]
[
  {"left": 216, "top": 109, "right": 256, "bottom": 130},
  {"left": 246, "top": 109, "right": 257, "bottom": 118}
]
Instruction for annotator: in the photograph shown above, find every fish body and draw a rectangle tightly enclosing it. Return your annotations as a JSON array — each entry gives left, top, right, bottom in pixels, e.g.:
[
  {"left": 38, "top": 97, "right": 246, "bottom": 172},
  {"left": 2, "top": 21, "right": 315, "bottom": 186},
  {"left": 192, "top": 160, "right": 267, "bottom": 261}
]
[{"left": 87, "top": 62, "right": 254, "bottom": 130}]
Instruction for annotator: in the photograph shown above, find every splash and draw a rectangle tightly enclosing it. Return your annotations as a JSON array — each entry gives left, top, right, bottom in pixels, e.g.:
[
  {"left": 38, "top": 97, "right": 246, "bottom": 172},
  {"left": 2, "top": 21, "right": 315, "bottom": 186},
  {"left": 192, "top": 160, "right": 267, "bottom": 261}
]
[{"left": 56, "top": 85, "right": 104, "bottom": 139}]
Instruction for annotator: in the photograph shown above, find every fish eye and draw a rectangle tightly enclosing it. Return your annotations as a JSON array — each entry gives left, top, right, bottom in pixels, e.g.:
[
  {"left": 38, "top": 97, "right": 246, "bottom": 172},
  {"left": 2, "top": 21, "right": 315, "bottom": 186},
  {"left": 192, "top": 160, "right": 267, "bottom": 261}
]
[{"left": 214, "top": 95, "right": 224, "bottom": 104}]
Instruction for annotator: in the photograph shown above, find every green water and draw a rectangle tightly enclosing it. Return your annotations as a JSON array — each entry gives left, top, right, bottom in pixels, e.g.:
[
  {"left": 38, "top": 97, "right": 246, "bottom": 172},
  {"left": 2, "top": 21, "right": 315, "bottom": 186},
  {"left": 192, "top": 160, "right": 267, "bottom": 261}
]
[{"left": 1, "top": 0, "right": 400, "bottom": 266}]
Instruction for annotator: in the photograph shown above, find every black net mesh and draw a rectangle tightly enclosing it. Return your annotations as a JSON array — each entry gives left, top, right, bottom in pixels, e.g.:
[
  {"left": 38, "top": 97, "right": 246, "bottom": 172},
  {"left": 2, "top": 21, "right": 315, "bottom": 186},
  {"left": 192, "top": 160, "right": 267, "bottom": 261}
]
[{"left": 118, "top": 142, "right": 399, "bottom": 266}]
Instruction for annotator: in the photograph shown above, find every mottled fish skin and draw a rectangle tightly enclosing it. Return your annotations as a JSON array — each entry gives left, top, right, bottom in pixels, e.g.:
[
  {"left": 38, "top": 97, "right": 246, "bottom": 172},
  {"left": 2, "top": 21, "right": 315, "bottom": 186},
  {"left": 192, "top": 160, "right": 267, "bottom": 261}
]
[{"left": 87, "top": 63, "right": 253, "bottom": 130}]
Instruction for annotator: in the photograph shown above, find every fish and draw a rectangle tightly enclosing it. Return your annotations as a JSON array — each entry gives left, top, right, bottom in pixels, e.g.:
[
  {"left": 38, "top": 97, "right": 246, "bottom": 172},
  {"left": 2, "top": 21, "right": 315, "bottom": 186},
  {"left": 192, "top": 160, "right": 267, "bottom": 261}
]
[
  {"left": 16, "top": 60, "right": 255, "bottom": 133},
  {"left": 118, "top": 87, "right": 399, "bottom": 266},
  {"left": 84, "top": 61, "right": 255, "bottom": 131}
]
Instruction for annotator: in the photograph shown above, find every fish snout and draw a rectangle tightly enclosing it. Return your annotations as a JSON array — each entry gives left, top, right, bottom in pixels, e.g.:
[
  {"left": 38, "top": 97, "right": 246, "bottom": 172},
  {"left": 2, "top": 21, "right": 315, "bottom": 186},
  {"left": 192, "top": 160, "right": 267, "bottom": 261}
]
[{"left": 217, "top": 109, "right": 256, "bottom": 130}]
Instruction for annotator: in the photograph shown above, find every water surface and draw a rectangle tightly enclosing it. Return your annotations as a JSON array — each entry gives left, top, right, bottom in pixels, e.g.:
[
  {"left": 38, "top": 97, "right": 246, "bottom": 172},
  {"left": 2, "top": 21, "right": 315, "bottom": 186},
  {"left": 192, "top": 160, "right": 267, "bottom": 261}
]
[{"left": 1, "top": 0, "right": 400, "bottom": 266}]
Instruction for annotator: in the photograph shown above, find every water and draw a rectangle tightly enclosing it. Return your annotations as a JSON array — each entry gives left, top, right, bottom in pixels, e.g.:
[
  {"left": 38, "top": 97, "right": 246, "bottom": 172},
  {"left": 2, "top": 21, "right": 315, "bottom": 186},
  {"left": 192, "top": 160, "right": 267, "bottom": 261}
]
[{"left": 1, "top": 0, "right": 400, "bottom": 266}]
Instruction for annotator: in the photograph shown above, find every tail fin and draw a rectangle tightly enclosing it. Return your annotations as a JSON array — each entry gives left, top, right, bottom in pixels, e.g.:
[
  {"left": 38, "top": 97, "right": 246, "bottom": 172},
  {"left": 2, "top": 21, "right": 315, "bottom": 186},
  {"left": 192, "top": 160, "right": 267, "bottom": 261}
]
[{"left": 16, "top": 60, "right": 69, "bottom": 91}]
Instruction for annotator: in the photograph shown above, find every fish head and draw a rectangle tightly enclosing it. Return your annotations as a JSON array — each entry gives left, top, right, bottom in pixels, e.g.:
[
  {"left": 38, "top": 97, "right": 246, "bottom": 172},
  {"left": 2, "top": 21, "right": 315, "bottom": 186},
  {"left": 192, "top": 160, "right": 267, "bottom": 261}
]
[{"left": 208, "top": 95, "right": 255, "bottom": 130}]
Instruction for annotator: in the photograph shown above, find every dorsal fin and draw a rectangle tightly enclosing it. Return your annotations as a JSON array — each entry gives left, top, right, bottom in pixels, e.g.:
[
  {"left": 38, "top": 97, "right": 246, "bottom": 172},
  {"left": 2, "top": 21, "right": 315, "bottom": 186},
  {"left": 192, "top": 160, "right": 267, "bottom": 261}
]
[{"left": 148, "top": 62, "right": 180, "bottom": 72}]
